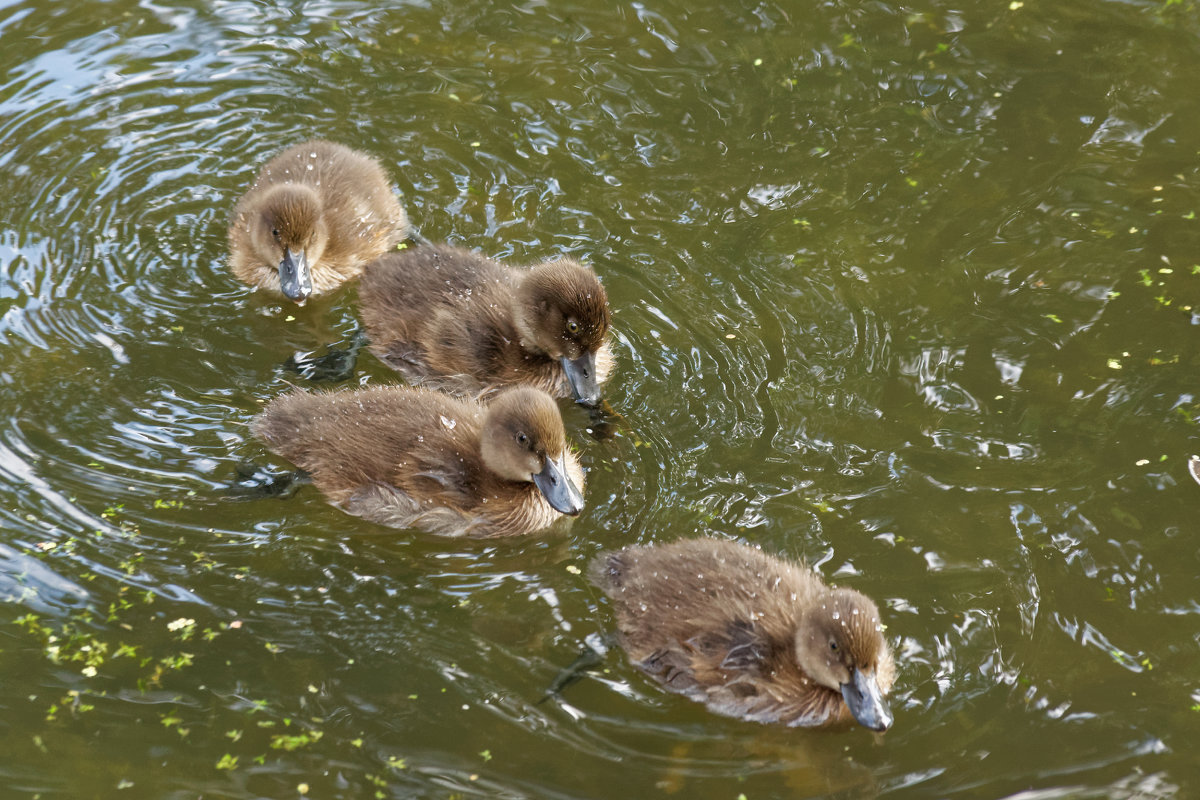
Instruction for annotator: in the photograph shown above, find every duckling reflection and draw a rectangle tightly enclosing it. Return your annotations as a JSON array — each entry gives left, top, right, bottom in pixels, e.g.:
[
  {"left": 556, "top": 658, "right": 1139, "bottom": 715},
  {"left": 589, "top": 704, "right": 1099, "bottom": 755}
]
[
  {"left": 228, "top": 140, "right": 409, "bottom": 302},
  {"left": 590, "top": 537, "right": 895, "bottom": 731},
  {"left": 358, "top": 243, "right": 614, "bottom": 407},
  {"left": 251, "top": 384, "right": 585, "bottom": 537}
]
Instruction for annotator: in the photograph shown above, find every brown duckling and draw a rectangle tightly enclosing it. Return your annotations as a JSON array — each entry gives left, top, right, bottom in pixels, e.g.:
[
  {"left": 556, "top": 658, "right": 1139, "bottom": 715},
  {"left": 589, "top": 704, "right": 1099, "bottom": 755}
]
[
  {"left": 590, "top": 537, "right": 895, "bottom": 731},
  {"left": 251, "top": 384, "right": 585, "bottom": 537},
  {"left": 358, "top": 243, "right": 614, "bottom": 407},
  {"left": 229, "top": 140, "right": 409, "bottom": 302}
]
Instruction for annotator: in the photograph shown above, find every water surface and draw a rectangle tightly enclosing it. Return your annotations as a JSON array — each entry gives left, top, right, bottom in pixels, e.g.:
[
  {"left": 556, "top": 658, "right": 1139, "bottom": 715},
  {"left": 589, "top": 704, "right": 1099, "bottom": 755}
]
[{"left": 2, "top": 0, "right": 1199, "bottom": 796}]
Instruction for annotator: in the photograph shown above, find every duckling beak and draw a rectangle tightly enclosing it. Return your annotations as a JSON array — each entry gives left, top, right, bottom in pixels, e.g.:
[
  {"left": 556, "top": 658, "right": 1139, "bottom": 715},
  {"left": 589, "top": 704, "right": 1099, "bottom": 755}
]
[
  {"left": 279, "top": 247, "right": 313, "bottom": 303},
  {"left": 561, "top": 352, "right": 601, "bottom": 407},
  {"left": 532, "top": 454, "right": 585, "bottom": 516},
  {"left": 840, "top": 667, "right": 893, "bottom": 732}
]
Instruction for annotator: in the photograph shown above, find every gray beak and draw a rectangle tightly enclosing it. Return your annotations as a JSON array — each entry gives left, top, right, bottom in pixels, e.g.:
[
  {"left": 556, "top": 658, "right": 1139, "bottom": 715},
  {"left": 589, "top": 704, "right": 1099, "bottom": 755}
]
[
  {"left": 560, "top": 352, "right": 601, "bottom": 407},
  {"left": 840, "top": 667, "right": 893, "bottom": 732},
  {"left": 279, "top": 247, "right": 313, "bottom": 303},
  {"left": 531, "top": 453, "right": 585, "bottom": 516}
]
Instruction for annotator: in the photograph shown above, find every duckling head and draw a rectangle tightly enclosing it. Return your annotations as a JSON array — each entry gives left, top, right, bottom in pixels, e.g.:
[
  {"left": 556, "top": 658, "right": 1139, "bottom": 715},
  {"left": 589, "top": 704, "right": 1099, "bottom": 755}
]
[
  {"left": 793, "top": 587, "right": 893, "bottom": 732},
  {"left": 513, "top": 259, "right": 611, "bottom": 407},
  {"left": 479, "top": 387, "right": 585, "bottom": 515},
  {"left": 249, "top": 183, "right": 329, "bottom": 302}
]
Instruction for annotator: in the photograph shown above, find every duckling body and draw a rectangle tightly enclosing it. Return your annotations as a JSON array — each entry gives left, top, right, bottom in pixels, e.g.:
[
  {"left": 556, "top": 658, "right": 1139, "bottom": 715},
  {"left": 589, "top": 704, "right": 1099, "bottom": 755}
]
[
  {"left": 358, "top": 243, "right": 614, "bottom": 406},
  {"left": 590, "top": 538, "right": 895, "bottom": 731},
  {"left": 251, "top": 385, "right": 585, "bottom": 537},
  {"left": 229, "top": 140, "right": 408, "bottom": 302}
]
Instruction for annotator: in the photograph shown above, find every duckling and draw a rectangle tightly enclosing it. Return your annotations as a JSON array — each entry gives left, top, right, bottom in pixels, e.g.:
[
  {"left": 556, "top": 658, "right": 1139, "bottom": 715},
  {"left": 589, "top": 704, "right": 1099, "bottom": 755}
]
[
  {"left": 229, "top": 140, "right": 409, "bottom": 302},
  {"left": 251, "top": 384, "right": 585, "bottom": 537},
  {"left": 590, "top": 537, "right": 895, "bottom": 731},
  {"left": 358, "top": 243, "right": 614, "bottom": 407}
]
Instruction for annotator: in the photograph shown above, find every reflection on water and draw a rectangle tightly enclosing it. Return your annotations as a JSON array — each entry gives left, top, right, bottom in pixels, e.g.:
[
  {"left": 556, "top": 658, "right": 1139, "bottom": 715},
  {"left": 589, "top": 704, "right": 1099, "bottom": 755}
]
[{"left": 1, "top": 0, "right": 1199, "bottom": 796}]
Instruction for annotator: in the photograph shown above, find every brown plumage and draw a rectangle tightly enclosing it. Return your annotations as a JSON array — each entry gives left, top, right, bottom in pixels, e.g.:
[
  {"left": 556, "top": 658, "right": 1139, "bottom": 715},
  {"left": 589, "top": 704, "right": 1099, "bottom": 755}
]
[
  {"left": 228, "top": 140, "right": 409, "bottom": 302},
  {"left": 358, "top": 243, "right": 614, "bottom": 406},
  {"left": 590, "top": 538, "right": 896, "bottom": 731},
  {"left": 251, "top": 384, "right": 585, "bottom": 537}
]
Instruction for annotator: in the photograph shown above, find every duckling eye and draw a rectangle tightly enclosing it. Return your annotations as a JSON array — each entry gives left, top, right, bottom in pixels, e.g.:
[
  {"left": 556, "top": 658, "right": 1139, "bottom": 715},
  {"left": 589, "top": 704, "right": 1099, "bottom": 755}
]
[
  {"left": 566, "top": 320, "right": 580, "bottom": 335},
  {"left": 516, "top": 432, "right": 529, "bottom": 446},
  {"left": 271, "top": 228, "right": 281, "bottom": 240},
  {"left": 829, "top": 640, "right": 839, "bottom": 652}
]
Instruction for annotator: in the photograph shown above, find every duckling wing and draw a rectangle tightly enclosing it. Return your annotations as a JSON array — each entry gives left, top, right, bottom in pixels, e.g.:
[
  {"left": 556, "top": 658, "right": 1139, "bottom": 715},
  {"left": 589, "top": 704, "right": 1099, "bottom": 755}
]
[
  {"left": 343, "top": 482, "right": 490, "bottom": 537},
  {"left": 375, "top": 339, "right": 430, "bottom": 376},
  {"left": 633, "top": 615, "right": 833, "bottom": 726},
  {"left": 392, "top": 438, "right": 483, "bottom": 506},
  {"left": 641, "top": 617, "right": 759, "bottom": 680},
  {"left": 360, "top": 245, "right": 519, "bottom": 387},
  {"left": 437, "top": 308, "right": 525, "bottom": 377},
  {"left": 713, "top": 619, "right": 770, "bottom": 672},
  {"left": 338, "top": 429, "right": 492, "bottom": 535},
  {"left": 638, "top": 647, "right": 700, "bottom": 692},
  {"left": 360, "top": 245, "right": 505, "bottom": 325},
  {"left": 681, "top": 617, "right": 773, "bottom": 681},
  {"left": 674, "top": 620, "right": 838, "bottom": 726},
  {"left": 342, "top": 481, "right": 425, "bottom": 527}
]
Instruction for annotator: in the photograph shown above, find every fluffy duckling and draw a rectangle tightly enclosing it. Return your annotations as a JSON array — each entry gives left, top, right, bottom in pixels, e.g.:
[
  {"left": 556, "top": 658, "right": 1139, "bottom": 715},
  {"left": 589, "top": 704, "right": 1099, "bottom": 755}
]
[
  {"left": 590, "top": 537, "right": 895, "bottom": 731},
  {"left": 358, "top": 243, "right": 614, "bottom": 407},
  {"left": 251, "top": 384, "right": 585, "bottom": 537},
  {"left": 229, "top": 140, "right": 409, "bottom": 302}
]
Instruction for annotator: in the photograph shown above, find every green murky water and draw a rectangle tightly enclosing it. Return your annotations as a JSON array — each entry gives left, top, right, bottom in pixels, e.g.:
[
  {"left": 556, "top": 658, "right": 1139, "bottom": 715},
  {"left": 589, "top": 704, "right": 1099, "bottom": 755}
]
[{"left": 2, "top": 0, "right": 1199, "bottom": 796}]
